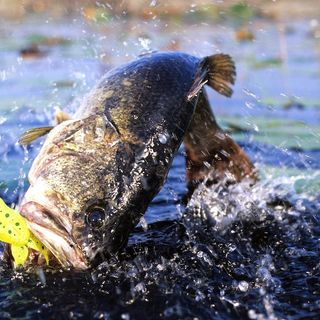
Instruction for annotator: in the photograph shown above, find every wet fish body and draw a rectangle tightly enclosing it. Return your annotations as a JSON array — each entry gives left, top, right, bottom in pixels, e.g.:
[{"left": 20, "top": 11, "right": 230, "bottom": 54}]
[{"left": 18, "top": 52, "right": 255, "bottom": 269}]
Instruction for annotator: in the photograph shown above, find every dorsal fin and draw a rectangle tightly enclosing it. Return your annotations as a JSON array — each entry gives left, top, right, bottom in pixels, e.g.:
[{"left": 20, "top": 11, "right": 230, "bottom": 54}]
[
  {"left": 54, "top": 109, "right": 72, "bottom": 124},
  {"left": 18, "top": 126, "right": 54, "bottom": 145},
  {"left": 138, "top": 50, "right": 158, "bottom": 58},
  {"left": 188, "top": 53, "right": 236, "bottom": 100}
]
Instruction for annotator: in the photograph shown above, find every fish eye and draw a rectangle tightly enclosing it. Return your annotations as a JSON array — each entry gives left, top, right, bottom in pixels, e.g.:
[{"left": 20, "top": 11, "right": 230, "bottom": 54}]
[{"left": 85, "top": 207, "right": 106, "bottom": 229}]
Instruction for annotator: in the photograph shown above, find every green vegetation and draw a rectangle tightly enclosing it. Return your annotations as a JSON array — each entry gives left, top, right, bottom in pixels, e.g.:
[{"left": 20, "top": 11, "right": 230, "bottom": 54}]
[
  {"left": 26, "top": 34, "right": 72, "bottom": 46},
  {"left": 228, "top": 2, "right": 255, "bottom": 25},
  {"left": 221, "top": 116, "right": 320, "bottom": 150},
  {"left": 260, "top": 165, "right": 320, "bottom": 196},
  {"left": 260, "top": 97, "right": 320, "bottom": 109},
  {"left": 183, "top": 5, "right": 220, "bottom": 23},
  {"left": 251, "top": 58, "right": 283, "bottom": 69}
]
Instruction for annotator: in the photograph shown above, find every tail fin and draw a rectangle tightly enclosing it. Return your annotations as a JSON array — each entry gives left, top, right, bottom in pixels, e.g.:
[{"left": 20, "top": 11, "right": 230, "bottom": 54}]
[
  {"left": 184, "top": 91, "right": 256, "bottom": 196},
  {"left": 188, "top": 54, "right": 236, "bottom": 100}
]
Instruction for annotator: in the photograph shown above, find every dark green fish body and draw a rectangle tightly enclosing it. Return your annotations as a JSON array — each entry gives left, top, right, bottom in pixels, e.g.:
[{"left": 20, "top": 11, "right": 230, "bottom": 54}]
[
  {"left": 77, "top": 53, "right": 202, "bottom": 261},
  {"left": 75, "top": 52, "right": 202, "bottom": 208},
  {"left": 18, "top": 52, "right": 255, "bottom": 269}
]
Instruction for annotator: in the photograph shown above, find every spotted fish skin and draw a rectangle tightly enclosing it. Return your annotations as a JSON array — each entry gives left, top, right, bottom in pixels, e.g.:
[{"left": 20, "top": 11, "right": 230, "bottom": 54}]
[
  {"left": 76, "top": 53, "right": 199, "bottom": 144},
  {"left": 18, "top": 52, "right": 253, "bottom": 269},
  {"left": 75, "top": 52, "right": 201, "bottom": 214}
]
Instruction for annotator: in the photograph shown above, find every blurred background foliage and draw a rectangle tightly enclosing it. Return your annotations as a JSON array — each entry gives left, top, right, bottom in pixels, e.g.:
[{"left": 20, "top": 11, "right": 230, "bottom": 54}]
[{"left": 0, "top": 0, "right": 319, "bottom": 21}]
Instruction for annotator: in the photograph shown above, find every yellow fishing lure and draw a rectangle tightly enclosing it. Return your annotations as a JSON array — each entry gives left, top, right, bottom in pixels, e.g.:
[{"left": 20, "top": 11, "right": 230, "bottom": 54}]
[{"left": 0, "top": 198, "right": 49, "bottom": 267}]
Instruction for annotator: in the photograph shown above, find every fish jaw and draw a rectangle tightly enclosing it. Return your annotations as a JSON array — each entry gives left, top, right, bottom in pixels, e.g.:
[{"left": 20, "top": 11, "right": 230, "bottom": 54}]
[
  {"left": 27, "top": 218, "right": 88, "bottom": 270},
  {"left": 19, "top": 188, "right": 89, "bottom": 270}
]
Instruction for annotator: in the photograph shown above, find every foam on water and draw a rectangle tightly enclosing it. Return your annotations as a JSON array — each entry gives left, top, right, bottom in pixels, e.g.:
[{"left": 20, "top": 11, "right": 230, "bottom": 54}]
[
  {"left": 0, "top": 155, "right": 319, "bottom": 318},
  {"left": 180, "top": 166, "right": 320, "bottom": 319},
  {"left": 187, "top": 167, "right": 319, "bottom": 231}
]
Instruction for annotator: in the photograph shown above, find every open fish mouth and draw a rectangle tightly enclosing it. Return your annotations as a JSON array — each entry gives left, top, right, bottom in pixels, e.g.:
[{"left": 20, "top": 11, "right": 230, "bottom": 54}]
[{"left": 19, "top": 185, "right": 89, "bottom": 270}]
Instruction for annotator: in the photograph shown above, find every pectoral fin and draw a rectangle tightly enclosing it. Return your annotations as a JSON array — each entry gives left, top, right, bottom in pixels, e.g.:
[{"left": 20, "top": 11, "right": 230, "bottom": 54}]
[
  {"left": 188, "top": 53, "right": 236, "bottom": 100},
  {"left": 18, "top": 126, "right": 54, "bottom": 145}
]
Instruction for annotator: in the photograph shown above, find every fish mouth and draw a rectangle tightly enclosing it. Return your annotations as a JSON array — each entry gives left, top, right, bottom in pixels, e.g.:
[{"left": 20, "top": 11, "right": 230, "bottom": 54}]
[{"left": 19, "top": 186, "right": 89, "bottom": 270}]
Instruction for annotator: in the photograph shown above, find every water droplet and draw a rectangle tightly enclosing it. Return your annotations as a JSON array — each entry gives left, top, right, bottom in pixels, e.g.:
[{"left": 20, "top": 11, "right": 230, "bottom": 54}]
[
  {"left": 238, "top": 281, "right": 249, "bottom": 292},
  {"left": 159, "top": 133, "right": 168, "bottom": 144},
  {"left": 248, "top": 309, "right": 258, "bottom": 319},
  {"left": 139, "top": 216, "right": 148, "bottom": 231},
  {"left": 138, "top": 37, "right": 151, "bottom": 51},
  {"left": 149, "top": 0, "right": 157, "bottom": 6},
  {"left": 156, "top": 263, "right": 165, "bottom": 271},
  {"left": 310, "top": 19, "right": 319, "bottom": 28},
  {"left": 252, "top": 124, "right": 259, "bottom": 132},
  {"left": 121, "top": 313, "right": 130, "bottom": 320},
  {"left": 259, "top": 287, "right": 266, "bottom": 295},
  {"left": 0, "top": 70, "right": 7, "bottom": 81},
  {"left": 0, "top": 116, "right": 6, "bottom": 125},
  {"left": 243, "top": 88, "right": 260, "bottom": 102},
  {"left": 245, "top": 101, "right": 254, "bottom": 109},
  {"left": 35, "top": 267, "right": 46, "bottom": 285},
  {"left": 134, "top": 282, "right": 146, "bottom": 293}
]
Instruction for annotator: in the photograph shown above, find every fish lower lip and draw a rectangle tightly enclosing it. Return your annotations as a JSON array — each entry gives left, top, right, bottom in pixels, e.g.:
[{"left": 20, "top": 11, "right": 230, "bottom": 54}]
[{"left": 20, "top": 201, "right": 88, "bottom": 270}]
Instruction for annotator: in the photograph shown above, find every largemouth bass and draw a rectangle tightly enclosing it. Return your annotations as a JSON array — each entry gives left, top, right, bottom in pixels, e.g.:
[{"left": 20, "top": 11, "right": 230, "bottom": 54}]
[{"left": 17, "top": 52, "right": 255, "bottom": 269}]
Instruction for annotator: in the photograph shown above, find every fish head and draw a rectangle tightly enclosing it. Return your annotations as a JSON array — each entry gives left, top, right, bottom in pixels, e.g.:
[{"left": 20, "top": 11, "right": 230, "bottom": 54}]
[{"left": 20, "top": 114, "right": 140, "bottom": 269}]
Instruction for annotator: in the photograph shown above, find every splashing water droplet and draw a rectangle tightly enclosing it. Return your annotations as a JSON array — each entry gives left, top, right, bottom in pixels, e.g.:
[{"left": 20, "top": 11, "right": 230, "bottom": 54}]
[
  {"left": 139, "top": 216, "right": 148, "bottom": 231},
  {"left": 149, "top": 0, "right": 157, "bottom": 7},
  {"left": 138, "top": 37, "right": 151, "bottom": 51},
  {"left": 36, "top": 267, "right": 46, "bottom": 285},
  {"left": 158, "top": 133, "right": 168, "bottom": 144},
  {"left": 121, "top": 313, "right": 130, "bottom": 320},
  {"left": 248, "top": 309, "right": 258, "bottom": 319},
  {"left": 252, "top": 123, "right": 259, "bottom": 132},
  {"left": 0, "top": 116, "right": 7, "bottom": 125},
  {"left": 243, "top": 88, "right": 260, "bottom": 102},
  {"left": 245, "top": 101, "right": 255, "bottom": 109},
  {"left": 0, "top": 70, "right": 7, "bottom": 81}
]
